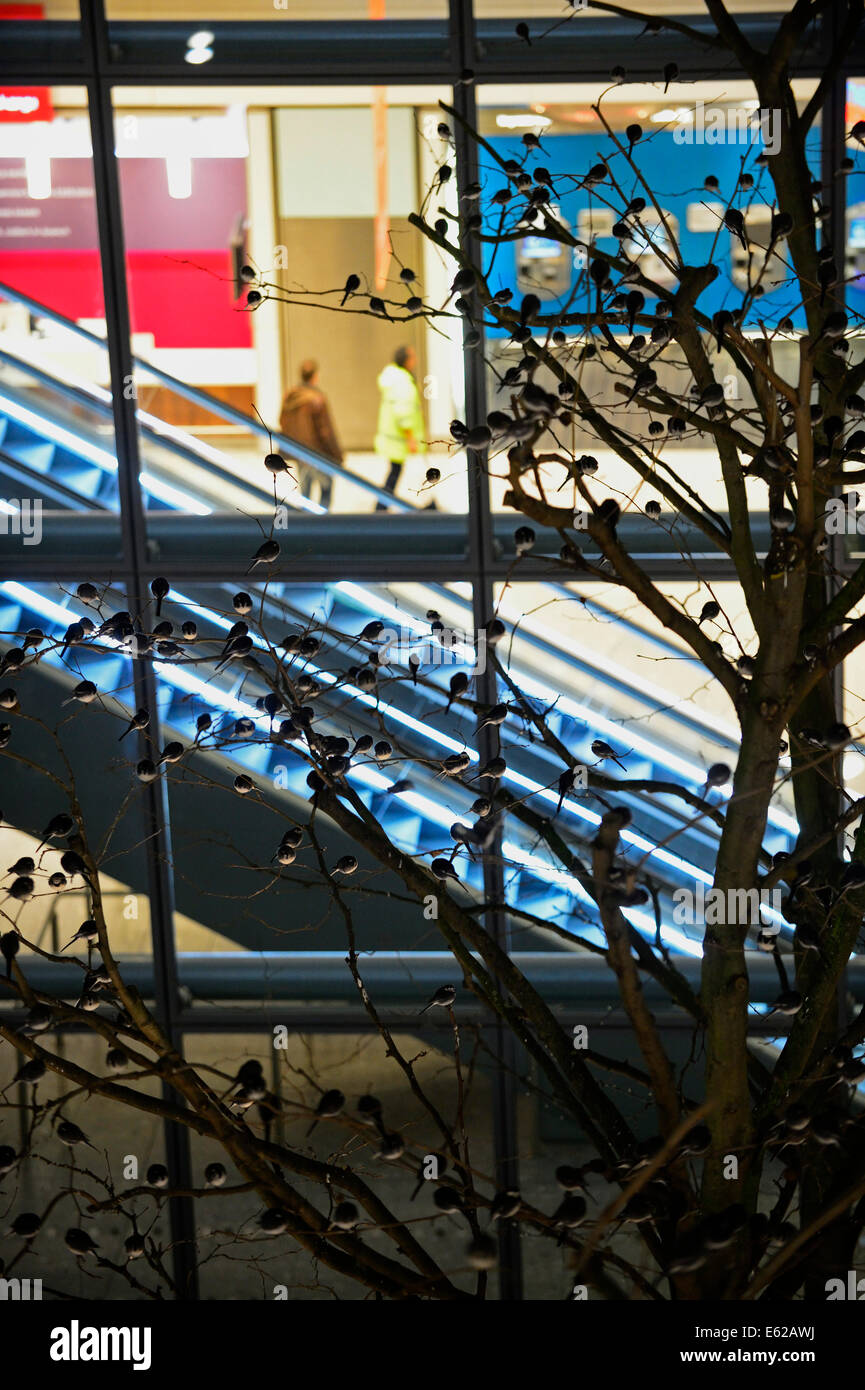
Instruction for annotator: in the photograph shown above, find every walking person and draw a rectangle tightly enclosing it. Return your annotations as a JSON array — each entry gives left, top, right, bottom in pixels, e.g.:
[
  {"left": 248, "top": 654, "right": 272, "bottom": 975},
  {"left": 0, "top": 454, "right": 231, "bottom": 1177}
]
[
  {"left": 373, "top": 345, "right": 426, "bottom": 511},
  {"left": 279, "top": 359, "right": 343, "bottom": 509}
]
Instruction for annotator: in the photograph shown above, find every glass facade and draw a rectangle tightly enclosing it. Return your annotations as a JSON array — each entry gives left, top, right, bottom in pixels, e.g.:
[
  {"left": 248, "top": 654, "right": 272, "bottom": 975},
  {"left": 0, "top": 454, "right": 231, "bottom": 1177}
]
[{"left": 0, "top": 0, "right": 861, "bottom": 1306}]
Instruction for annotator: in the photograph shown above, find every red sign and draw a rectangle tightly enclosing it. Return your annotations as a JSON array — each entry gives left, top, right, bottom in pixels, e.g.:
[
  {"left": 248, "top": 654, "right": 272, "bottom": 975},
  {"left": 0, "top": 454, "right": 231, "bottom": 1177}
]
[{"left": 0, "top": 88, "right": 53, "bottom": 122}]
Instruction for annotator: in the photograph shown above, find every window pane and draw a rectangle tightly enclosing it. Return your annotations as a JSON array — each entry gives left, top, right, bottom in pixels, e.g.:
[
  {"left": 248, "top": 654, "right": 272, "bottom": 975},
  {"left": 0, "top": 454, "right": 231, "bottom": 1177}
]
[
  {"left": 473, "top": 80, "right": 818, "bottom": 512},
  {"left": 0, "top": 580, "right": 161, "bottom": 984},
  {"left": 490, "top": 581, "right": 795, "bottom": 955},
  {"left": 0, "top": 88, "right": 126, "bottom": 545},
  {"left": 187, "top": 1030, "right": 494, "bottom": 1300},
  {"left": 110, "top": 85, "right": 468, "bottom": 557},
  {"left": 144, "top": 578, "right": 483, "bottom": 975},
  {"left": 0, "top": 1034, "right": 170, "bottom": 1299}
]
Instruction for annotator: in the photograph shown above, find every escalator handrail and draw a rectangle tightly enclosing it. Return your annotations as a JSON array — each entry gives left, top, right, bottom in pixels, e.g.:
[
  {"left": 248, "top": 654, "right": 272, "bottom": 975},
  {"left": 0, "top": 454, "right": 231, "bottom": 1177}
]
[
  {"left": 0, "top": 444, "right": 103, "bottom": 511},
  {"left": 0, "top": 278, "right": 410, "bottom": 509},
  {"left": 0, "top": 345, "right": 321, "bottom": 513}
]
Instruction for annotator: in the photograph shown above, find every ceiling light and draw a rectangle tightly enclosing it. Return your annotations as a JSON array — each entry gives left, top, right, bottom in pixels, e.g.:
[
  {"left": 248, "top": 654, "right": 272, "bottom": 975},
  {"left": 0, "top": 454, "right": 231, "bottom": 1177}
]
[
  {"left": 495, "top": 113, "right": 552, "bottom": 130},
  {"left": 651, "top": 107, "right": 692, "bottom": 123}
]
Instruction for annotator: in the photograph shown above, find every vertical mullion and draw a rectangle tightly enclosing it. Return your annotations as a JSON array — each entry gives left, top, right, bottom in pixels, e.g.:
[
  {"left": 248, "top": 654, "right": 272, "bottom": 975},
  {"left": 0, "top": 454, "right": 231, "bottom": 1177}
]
[
  {"left": 80, "top": 0, "right": 199, "bottom": 1299},
  {"left": 822, "top": 55, "right": 851, "bottom": 1031},
  {"left": 452, "top": 0, "right": 523, "bottom": 1300}
]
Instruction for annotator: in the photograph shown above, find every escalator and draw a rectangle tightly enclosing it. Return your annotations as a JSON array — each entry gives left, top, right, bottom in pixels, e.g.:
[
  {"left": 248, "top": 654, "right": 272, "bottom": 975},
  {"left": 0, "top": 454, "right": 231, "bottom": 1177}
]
[{"left": 0, "top": 283, "right": 800, "bottom": 960}]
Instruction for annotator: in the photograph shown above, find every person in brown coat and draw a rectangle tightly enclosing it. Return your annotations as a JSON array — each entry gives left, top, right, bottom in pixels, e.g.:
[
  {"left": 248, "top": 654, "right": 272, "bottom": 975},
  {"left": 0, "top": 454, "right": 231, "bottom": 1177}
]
[{"left": 279, "top": 359, "right": 343, "bottom": 508}]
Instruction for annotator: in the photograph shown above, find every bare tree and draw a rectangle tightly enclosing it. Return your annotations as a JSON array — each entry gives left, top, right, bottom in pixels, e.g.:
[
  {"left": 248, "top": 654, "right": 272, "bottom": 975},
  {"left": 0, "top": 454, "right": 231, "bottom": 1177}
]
[{"left": 3, "top": 0, "right": 865, "bottom": 1301}]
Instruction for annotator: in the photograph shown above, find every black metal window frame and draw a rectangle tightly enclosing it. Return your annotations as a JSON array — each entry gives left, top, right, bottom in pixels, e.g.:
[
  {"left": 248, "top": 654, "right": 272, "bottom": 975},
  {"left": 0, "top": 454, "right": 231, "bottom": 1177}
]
[{"left": 0, "top": 0, "right": 855, "bottom": 1299}]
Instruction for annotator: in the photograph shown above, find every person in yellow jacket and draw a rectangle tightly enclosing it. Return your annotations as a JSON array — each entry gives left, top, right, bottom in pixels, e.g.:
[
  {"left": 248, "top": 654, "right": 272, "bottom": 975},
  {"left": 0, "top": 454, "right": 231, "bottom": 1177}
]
[{"left": 374, "top": 345, "right": 426, "bottom": 510}]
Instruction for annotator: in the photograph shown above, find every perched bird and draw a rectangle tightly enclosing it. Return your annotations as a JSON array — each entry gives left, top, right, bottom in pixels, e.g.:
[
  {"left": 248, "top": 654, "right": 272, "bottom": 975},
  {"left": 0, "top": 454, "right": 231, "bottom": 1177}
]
[
  {"left": 678, "top": 1123, "right": 711, "bottom": 1158},
  {"left": 431, "top": 858, "right": 459, "bottom": 883},
  {"left": 10, "top": 1212, "right": 41, "bottom": 1239},
  {"left": 7, "top": 857, "right": 34, "bottom": 877},
  {"left": 65, "top": 1227, "right": 99, "bottom": 1257},
  {"left": 58, "top": 625, "right": 86, "bottom": 661},
  {"left": 704, "top": 763, "right": 731, "bottom": 789},
  {"left": 357, "top": 1094, "right": 383, "bottom": 1126},
  {"left": 150, "top": 577, "right": 169, "bottom": 617},
  {"left": 624, "top": 366, "right": 657, "bottom": 405},
  {"left": 419, "top": 984, "right": 456, "bottom": 1015},
  {"left": 440, "top": 751, "right": 471, "bottom": 777},
  {"left": 118, "top": 708, "right": 149, "bottom": 742},
  {"left": 10, "top": 1057, "right": 46, "bottom": 1086},
  {"left": 466, "top": 1234, "right": 497, "bottom": 1269},
  {"left": 56, "top": 1119, "right": 97, "bottom": 1151},
  {"left": 823, "top": 722, "right": 851, "bottom": 751},
  {"left": 377, "top": 1132, "right": 405, "bottom": 1162},
  {"left": 215, "top": 635, "right": 253, "bottom": 672},
  {"left": 36, "top": 811, "right": 74, "bottom": 848},
  {"left": 766, "top": 990, "right": 803, "bottom": 1018},
  {"left": 62, "top": 919, "right": 98, "bottom": 952},
  {"left": 205, "top": 1162, "right": 227, "bottom": 1188},
  {"left": 340, "top": 273, "right": 361, "bottom": 306},
  {"left": 259, "top": 1208, "right": 289, "bottom": 1234},
  {"left": 330, "top": 1200, "right": 361, "bottom": 1230},
  {"left": 60, "top": 850, "right": 91, "bottom": 887},
  {"left": 556, "top": 769, "right": 577, "bottom": 815},
  {"left": 63, "top": 680, "right": 98, "bottom": 707},
  {"left": 1, "top": 930, "right": 20, "bottom": 975},
  {"left": 553, "top": 1194, "right": 587, "bottom": 1229},
  {"left": 306, "top": 1088, "right": 345, "bottom": 1137},
  {"left": 20, "top": 1004, "right": 52, "bottom": 1035},
  {"left": 433, "top": 1185, "right": 462, "bottom": 1214},
  {"left": 234, "top": 1059, "right": 265, "bottom": 1090},
  {"left": 158, "top": 741, "right": 184, "bottom": 766},
  {"left": 247, "top": 538, "right": 280, "bottom": 574},
  {"left": 490, "top": 1188, "right": 521, "bottom": 1221},
  {"left": 479, "top": 756, "right": 507, "bottom": 781},
  {"left": 125, "top": 1231, "right": 145, "bottom": 1261},
  {"left": 591, "top": 739, "right": 627, "bottom": 771},
  {"left": 146, "top": 1163, "right": 169, "bottom": 1188},
  {"left": 555, "top": 1165, "right": 586, "bottom": 1192},
  {"left": 4, "top": 872, "right": 32, "bottom": 906}
]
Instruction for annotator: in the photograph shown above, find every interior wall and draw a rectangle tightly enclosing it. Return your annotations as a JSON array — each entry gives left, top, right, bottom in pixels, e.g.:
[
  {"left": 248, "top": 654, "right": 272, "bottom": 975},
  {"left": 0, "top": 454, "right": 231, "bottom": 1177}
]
[
  {"left": 276, "top": 214, "right": 426, "bottom": 451},
  {"left": 274, "top": 105, "right": 426, "bottom": 451}
]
